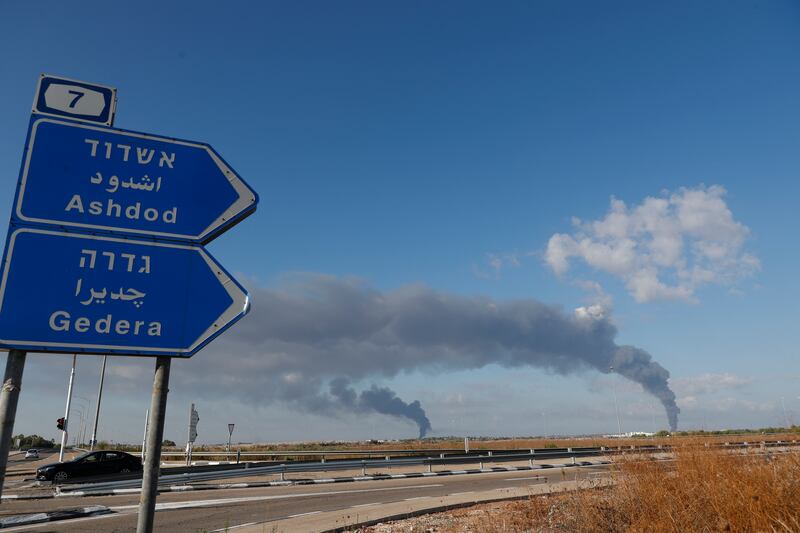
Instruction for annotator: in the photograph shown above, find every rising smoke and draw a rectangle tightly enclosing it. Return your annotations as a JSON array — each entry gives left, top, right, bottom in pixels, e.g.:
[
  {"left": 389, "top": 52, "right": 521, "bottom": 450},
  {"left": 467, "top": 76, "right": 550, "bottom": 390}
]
[
  {"left": 330, "top": 378, "right": 432, "bottom": 438},
  {"left": 184, "top": 275, "right": 679, "bottom": 435}
]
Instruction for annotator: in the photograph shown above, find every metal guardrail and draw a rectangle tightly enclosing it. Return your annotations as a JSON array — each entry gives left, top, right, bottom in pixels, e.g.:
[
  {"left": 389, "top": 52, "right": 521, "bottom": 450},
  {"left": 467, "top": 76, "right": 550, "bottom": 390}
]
[
  {"left": 57, "top": 439, "right": 800, "bottom": 494},
  {"left": 59, "top": 448, "right": 604, "bottom": 493}
]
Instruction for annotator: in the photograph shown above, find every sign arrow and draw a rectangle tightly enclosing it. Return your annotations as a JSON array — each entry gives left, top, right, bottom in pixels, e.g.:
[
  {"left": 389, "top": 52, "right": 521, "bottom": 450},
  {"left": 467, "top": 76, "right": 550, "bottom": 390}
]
[
  {"left": 0, "top": 228, "right": 249, "bottom": 357},
  {"left": 13, "top": 118, "right": 258, "bottom": 244}
]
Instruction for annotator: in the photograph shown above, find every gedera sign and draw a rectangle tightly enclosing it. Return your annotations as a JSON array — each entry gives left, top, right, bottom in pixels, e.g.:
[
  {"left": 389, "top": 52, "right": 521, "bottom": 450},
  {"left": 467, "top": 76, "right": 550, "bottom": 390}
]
[{"left": 0, "top": 228, "right": 248, "bottom": 356}]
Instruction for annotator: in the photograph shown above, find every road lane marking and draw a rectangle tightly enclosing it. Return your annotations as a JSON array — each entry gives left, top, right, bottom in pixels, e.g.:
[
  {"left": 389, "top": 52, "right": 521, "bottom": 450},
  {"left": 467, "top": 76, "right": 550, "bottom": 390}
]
[
  {"left": 287, "top": 511, "right": 321, "bottom": 518},
  {"left": 404, "top": 496, "right": 429, "bottom": 501},
  {"left": 504, "top": 476, "right": 545, "bottom": 481},
  {"left": 0, "top": 513, "right": 115, "bottom": 532},
  {"left": 449, "top": 491, "right": 474, "bottom": 496},
  {"left": 210, "top": 522, "right": 257, "bottom": 532},
  {"left": 352, "top": 502, "right": 381, "bottom": 508},
  {"left": 110, "top": 483, "right": 445, "bottom": 512}
]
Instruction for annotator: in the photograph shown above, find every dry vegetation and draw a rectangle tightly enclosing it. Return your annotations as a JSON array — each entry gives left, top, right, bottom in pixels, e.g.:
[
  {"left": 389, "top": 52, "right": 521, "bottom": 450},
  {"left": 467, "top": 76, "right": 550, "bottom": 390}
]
[
  {"left": 364, "top": 444, "right": 800, "bottom": 532},
  {"left": 198, "top": 432, "right": 800, "bottom": 454}
]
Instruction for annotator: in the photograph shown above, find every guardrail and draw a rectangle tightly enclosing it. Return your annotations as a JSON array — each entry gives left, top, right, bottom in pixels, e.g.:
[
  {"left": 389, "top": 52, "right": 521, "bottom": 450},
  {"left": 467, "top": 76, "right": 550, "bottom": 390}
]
[
  {"left": 147, "top": 439, "right": 800, "bottom": 462},
  {"left": 59, "top": 448, "right": 606, "bottom": 493},
  {"left": 57, "top": 439, "right": 800, "bottom": 494}
]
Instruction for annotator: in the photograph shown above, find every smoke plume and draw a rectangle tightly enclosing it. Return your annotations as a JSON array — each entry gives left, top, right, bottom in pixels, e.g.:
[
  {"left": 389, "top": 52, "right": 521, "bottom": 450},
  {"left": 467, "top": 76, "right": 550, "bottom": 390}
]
[
  {"left": 330, "top": 378, "right": 432, "bottom": 437},
  {"left": 185, "top": 274, "right": 679, "bottom": 433}
]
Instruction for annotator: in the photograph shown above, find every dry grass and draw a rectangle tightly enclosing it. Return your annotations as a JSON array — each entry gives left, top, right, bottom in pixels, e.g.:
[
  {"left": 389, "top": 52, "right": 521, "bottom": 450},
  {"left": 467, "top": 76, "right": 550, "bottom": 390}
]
[
  {"left": 224, "top": 433, "right": 800, "bottom": 454},
  {"left": 424, "top": 445, "right": 800, "bottom": 532}
]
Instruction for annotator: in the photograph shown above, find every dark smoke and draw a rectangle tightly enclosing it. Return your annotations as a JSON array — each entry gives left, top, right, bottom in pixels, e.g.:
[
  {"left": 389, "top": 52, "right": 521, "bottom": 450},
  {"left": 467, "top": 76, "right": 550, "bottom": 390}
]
[
  {"left": 185, "top": 275, "right": 679, "bottom": 433},
  {"left": 611, "top": 346, "right": 679, "bottom": 431},
  {"left": 330, "top": 378, "right": 432, "bottom": 437}
]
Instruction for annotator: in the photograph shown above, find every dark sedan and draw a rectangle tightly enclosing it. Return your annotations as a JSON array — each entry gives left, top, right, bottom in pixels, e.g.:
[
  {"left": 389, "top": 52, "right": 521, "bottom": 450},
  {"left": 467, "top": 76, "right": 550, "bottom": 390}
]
[{"left": 36, "top": 450, "right": 142, "bottom": 482}]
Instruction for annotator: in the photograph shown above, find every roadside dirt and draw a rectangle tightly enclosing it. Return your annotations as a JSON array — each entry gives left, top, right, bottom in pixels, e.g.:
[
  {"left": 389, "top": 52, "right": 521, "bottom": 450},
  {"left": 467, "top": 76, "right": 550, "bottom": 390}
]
[{"left": 352, "top": 498, "right": 554, "bottom": 532}]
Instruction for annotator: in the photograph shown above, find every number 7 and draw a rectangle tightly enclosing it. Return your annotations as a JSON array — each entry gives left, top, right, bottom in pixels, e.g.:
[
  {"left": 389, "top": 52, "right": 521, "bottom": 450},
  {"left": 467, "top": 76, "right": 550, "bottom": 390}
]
[{"left": 67, "top": 90, "right": 85, "bottom": 108}]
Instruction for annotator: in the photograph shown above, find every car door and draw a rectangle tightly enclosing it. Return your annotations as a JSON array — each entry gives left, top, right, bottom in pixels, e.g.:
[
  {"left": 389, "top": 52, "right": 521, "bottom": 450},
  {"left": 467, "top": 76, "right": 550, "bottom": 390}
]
[
  {"left": 72, "top": 452, "right": 103, "bottom": 477},
  {"left": 101, "top": 451, "right": 122, "bottom": 474}
]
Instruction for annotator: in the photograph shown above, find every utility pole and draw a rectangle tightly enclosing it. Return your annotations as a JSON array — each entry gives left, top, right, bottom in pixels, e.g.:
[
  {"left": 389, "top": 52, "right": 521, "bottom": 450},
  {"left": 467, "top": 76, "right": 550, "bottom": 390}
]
[
  {"left": 90, "top": 355, "right": 108, "bottom": 451},
  {"left": 0, "top": 350, "right": 27, "bottom": 500},
  {"left": 59, "top": 355, "right": 77, "bottom": 462},
  {"left": 610, "top": 366, "right": 623, "bottom": 437}
]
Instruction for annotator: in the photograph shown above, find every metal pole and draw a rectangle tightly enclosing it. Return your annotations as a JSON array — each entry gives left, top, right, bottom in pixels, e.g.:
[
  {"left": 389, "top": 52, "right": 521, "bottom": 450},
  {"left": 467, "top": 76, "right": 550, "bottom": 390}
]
[
  {"left": 90, "top": 355, "right": 107, "bottom": 451},
  {"left": 142, "top": 409, "right": 149, "bottom": 464},
  {"left": 137, "top": 357, "right": 171, "bottom": 533},
  {"left": 185, "top": 404, "right": 192, "bottom": 467},
  {"left": 0, "top": 349, "right": 27, "bottom": 500},
  {"left": 59, "top": 355, "right": 77, "bottom": 462},
  {"left": 610, "top": 366, "right": 623, "bottom": 437},
  {"left": 77, "top": 410, "right": 84, "bottom": 447}
]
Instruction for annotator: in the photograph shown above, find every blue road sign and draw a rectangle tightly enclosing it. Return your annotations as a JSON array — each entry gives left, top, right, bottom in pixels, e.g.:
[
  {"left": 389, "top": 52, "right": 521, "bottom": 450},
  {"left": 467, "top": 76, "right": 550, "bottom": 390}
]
[
  {"left": 13, "top": 118, "right": 258, "bottom": 243},
  {"left": 33, "top": 75, "right": 117, "bottom": 126},
  {"left": 0, "top": 228, "right": 249, "bottom": 357}
]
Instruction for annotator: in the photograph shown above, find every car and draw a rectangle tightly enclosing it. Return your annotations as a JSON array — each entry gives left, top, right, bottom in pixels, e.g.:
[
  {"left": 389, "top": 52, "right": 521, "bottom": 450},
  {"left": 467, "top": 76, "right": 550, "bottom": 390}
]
[
  {"left": 36, "top": 450, "right": 142, "bottom": 482},
  {"left": 24, "top": 449, "right": 39, "bottom": 459}
]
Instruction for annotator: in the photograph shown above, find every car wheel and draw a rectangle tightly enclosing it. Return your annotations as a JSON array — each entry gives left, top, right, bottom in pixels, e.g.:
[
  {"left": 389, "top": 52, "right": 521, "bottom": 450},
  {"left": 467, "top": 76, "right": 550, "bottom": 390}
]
[{"left": 53, "top": 471, "right": 68, "bottom": 482}]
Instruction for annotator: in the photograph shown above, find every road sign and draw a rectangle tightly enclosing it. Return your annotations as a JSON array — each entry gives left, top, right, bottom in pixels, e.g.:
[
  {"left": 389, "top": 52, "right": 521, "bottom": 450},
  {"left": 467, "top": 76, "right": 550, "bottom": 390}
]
[
  {"left": 189, "top": 405, "right": 199, "bottom": 443},
  {"left": 0, "top": 228, "right": 249, "bottom": 357},
  {"left": 228, "top": 423, "right": 235, "bottom": 435},
  {"left": 33, "top": 75, "right": 117, "bottom": 126},
  {"left": 13, "top": 118, "right": 258, "bottom": 243}
]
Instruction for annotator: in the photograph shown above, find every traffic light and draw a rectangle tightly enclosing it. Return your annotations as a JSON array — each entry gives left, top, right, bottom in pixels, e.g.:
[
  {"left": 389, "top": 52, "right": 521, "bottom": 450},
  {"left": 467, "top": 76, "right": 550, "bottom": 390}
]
[{"left": 57, "top": 417, "right": 65, "bottom": 431}]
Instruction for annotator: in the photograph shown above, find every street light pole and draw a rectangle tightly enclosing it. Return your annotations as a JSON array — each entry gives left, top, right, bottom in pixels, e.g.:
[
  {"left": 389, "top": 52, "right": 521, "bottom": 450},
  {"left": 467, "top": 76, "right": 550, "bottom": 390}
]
[
  {"left": 59, "top": 355, "right": 77, "bottom": 462},
  {"left": 90, "top": 355, "right": 108, "bottom": 451}
]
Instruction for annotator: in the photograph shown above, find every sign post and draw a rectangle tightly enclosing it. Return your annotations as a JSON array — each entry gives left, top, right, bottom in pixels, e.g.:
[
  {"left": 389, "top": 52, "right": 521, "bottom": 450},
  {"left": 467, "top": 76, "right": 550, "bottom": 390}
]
[
  {"left": 0, "top": 349, "right": 26, "bottom": 500},
  {"left": 0, "top": 75, "right": 257, "bottom": 532},
  {"left": 136, "top": 357, "right": 170, "bottom": 533}
]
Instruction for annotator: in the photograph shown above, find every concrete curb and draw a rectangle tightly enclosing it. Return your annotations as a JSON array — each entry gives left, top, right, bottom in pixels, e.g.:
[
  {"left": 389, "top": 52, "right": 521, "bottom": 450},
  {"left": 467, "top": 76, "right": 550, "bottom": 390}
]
[
  {"left": 2, "top": 460, "right": 610, "bottom": 500},
  {"left": 318, "top": 480, "right": 615, "bottom": 533},
  {"left": 322, "top": 494, "right": 533, "bottom": 533},
  {"left": 0, "top": 505, "right": 110, "bottom": 528}
]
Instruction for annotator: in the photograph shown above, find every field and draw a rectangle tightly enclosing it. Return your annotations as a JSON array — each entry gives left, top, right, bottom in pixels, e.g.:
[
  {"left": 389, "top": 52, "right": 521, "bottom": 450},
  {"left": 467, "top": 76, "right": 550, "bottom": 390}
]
[{"left": 177, "top": 431, "right": 800, "bottom": 455}]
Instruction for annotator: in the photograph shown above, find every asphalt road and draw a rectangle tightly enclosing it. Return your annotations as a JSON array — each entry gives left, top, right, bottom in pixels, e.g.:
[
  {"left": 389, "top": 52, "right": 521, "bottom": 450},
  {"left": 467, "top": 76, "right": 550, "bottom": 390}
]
[{"left": 0, "top": 463, "right": 610, "bottom": 532}]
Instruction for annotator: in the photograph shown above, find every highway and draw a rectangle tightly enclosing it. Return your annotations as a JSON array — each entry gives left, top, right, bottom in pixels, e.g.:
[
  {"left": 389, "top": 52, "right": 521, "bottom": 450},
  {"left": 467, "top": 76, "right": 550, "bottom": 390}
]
[{"left": 0, "top": 462, "right": 611, "bottom": 532}]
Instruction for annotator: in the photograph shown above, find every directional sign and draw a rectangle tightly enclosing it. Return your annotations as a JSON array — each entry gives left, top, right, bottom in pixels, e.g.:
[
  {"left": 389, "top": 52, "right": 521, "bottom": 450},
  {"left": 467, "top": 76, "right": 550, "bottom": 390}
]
[
  {"left": 32, "top": 75, "right": 117, "bottom": 126},
  {"left": 13, "top": 118, "right": 258, "bottom": 243},
  {"left": 0, "top": 228, "right": 249, "bottom": 357},
  {"left": 189, "top": 405, "right": 199, "bottom": 443}
]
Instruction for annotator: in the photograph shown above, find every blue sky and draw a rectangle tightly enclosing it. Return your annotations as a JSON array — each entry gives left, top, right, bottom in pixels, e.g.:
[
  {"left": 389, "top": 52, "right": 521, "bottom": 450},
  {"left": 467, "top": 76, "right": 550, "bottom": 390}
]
[{"left": 1, "top": 1, "right": 800, "bottom": 444}]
